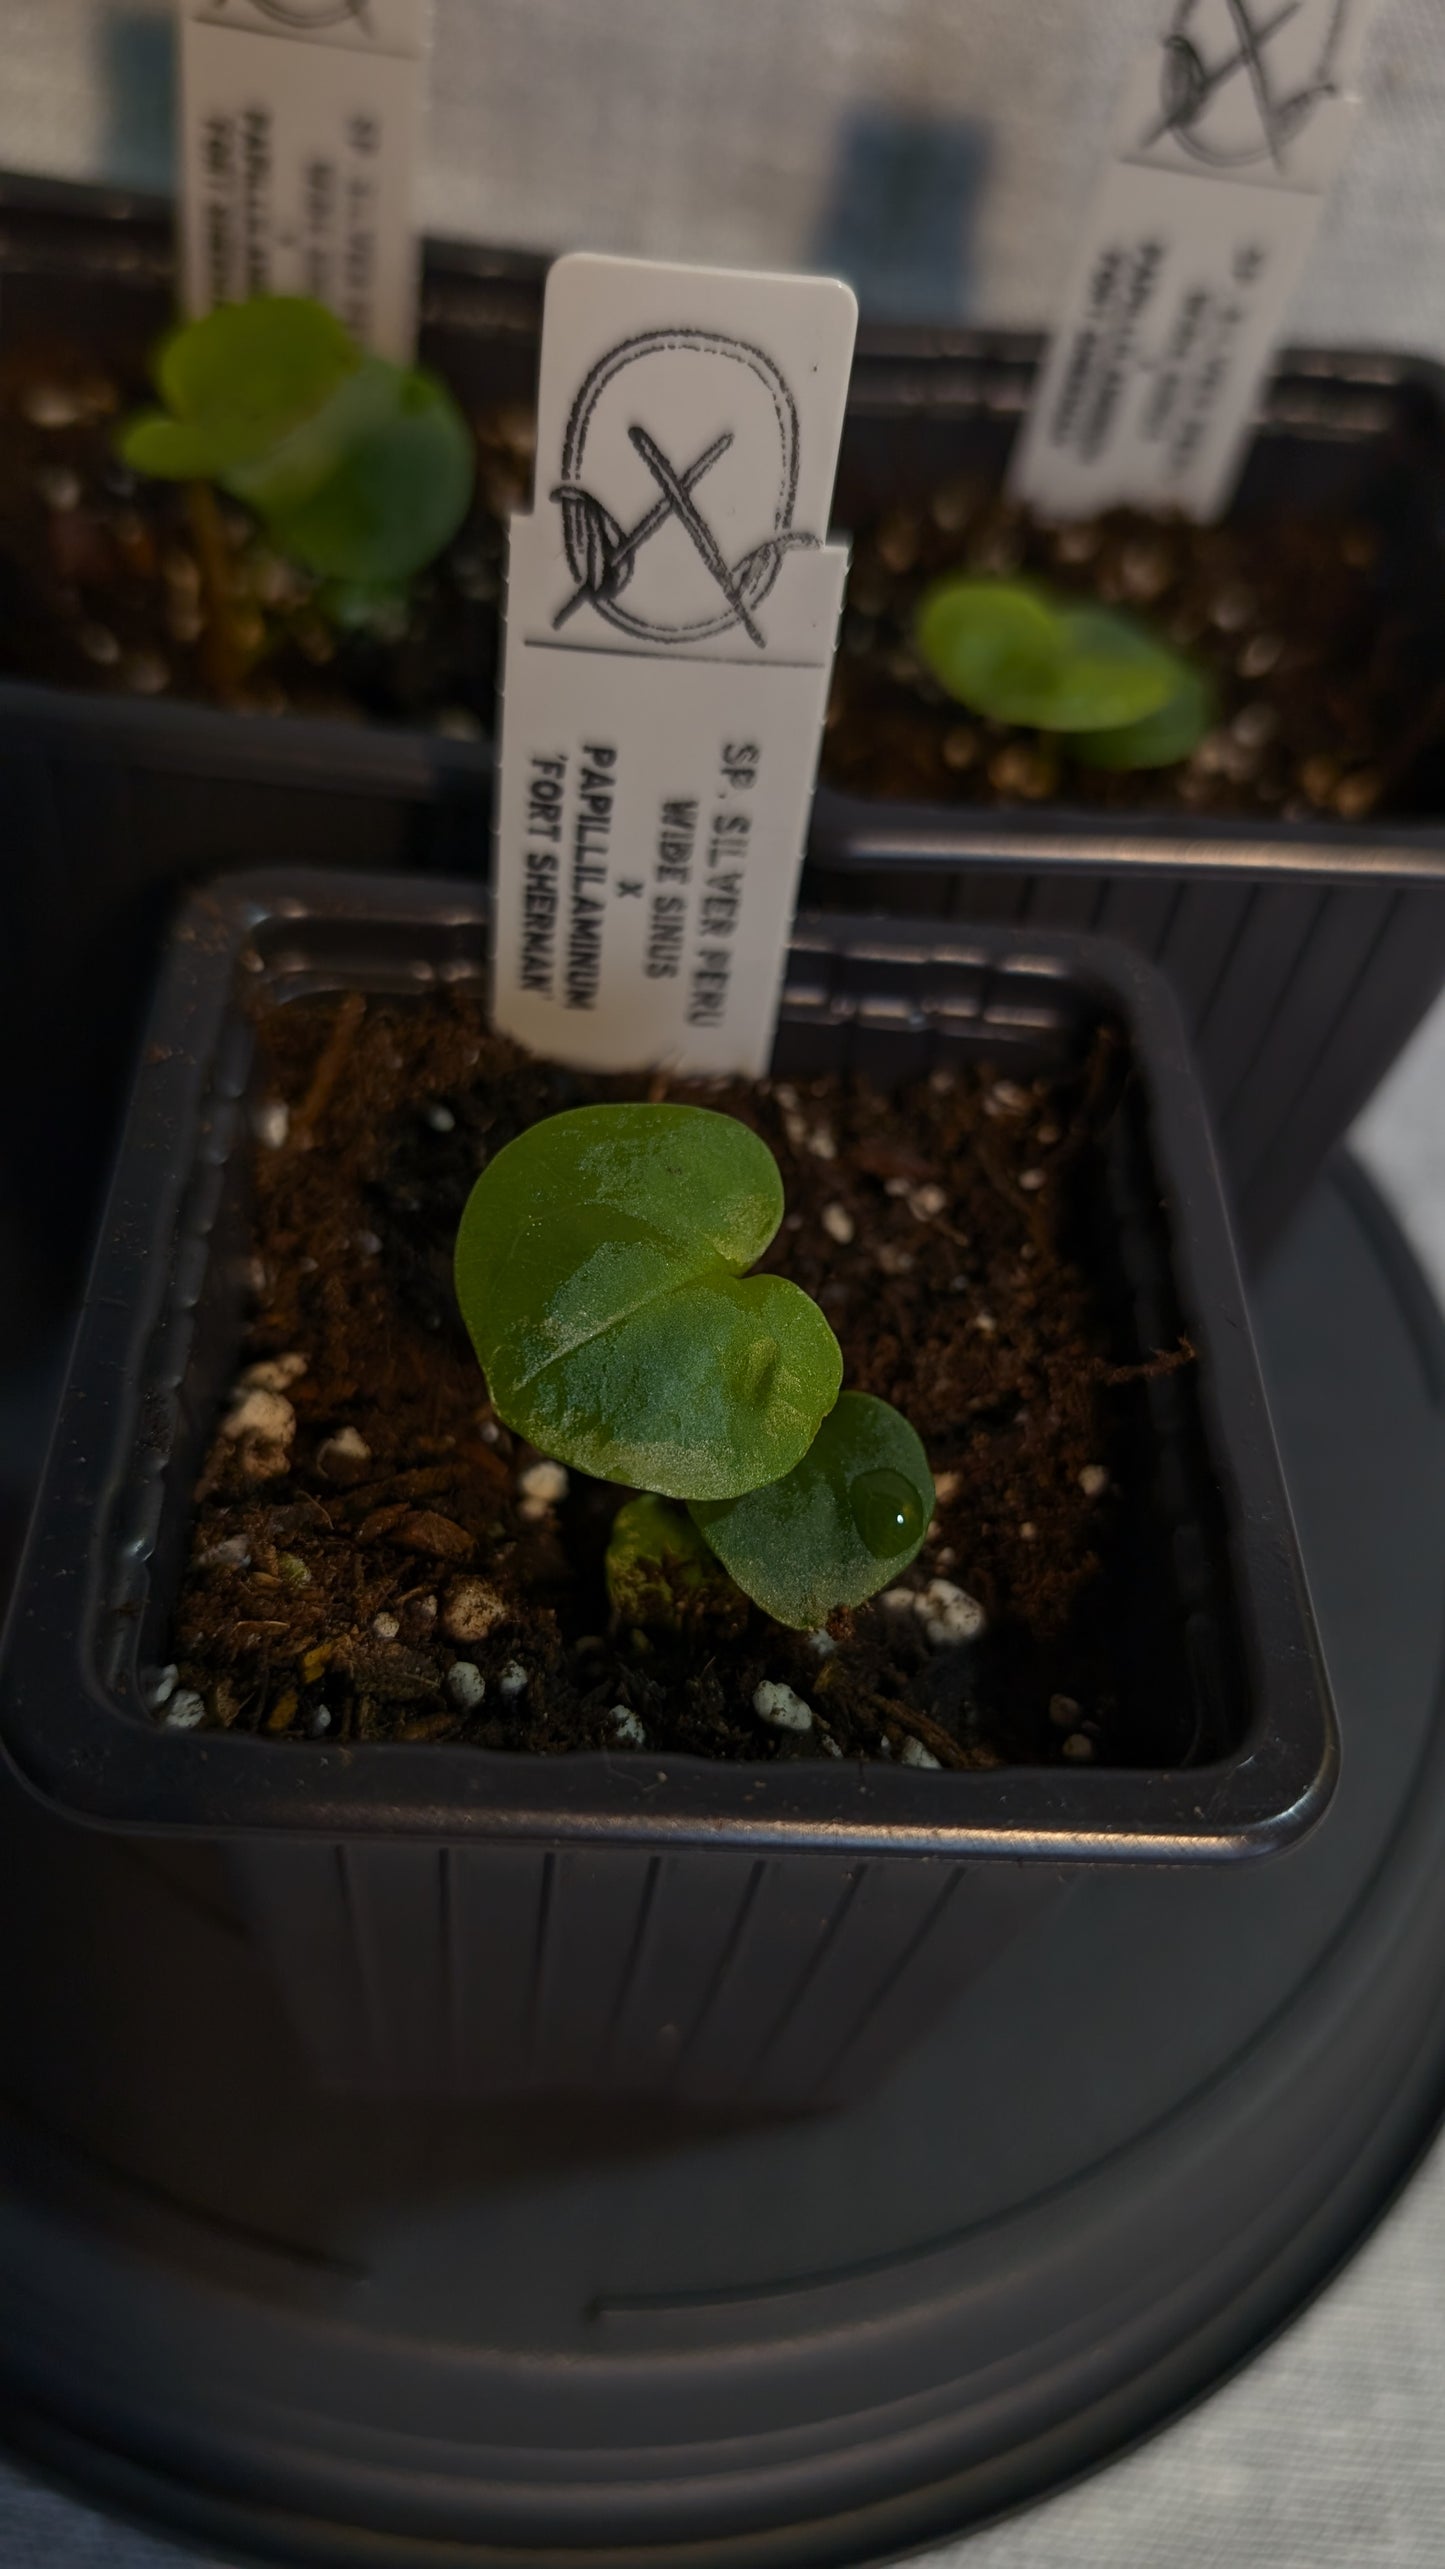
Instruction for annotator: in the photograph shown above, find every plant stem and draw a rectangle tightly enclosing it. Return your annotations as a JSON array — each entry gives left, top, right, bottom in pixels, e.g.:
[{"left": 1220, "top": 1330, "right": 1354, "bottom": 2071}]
[
  {"left": 187, "top": 480, "right": 244, "bottom": 706},
  {"left": 293, "top": 992, "right": 367, "bottom": 1148},
  {"left": 868, "top": 1694, "right": 971, "bottom": 1770}
]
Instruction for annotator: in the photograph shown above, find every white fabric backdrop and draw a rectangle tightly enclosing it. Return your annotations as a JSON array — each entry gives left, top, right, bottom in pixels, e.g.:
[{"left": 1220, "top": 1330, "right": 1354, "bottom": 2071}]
[{"left": 4, "top": 0, "right": 1445, "bottom": 350}]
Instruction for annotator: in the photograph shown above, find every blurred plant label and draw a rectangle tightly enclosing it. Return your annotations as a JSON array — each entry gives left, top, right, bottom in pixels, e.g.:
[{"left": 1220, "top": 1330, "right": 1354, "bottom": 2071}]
[
  {"left": 177, "top": 0, "right": 430, "bottom": 359},
  {"left": 1011, "top": 0, "right": 1386, "bottom": 519},
  {"left": 492, "top": 253, "right": 857, "bottom": 1076}
]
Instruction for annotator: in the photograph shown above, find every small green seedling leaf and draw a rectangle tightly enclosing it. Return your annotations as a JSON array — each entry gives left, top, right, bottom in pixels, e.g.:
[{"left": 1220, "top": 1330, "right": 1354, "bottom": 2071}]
[
  {"left": 455, "top": 1104, "right": 843, "bottom": 1502},
  {"left": 914, "top": 578, "right": 1061, "bottom": 723},
  {"left": 1049, "top": 605, "right": 1181, "bottom": 731},
  {"left": 915, "top": 576, "right": 1182, "bottom": 733},
  {"left": 120, "top": 414, "right": 233, "bottom": 481},
  {"left": 122, "top": 297, "right": 359, "bottom": 479},
  {"left": 606, "top": 1494, "right": 744, "bottom": 1630},
  {"left": 118, "top": 296, "right": 474, "bottom": 594},
  {"left": 690, "top": 1391, "right": 934, "bottom": 1628},
  {"left": 1068, "top": 656, "right": 1214, "bottom": 770},
  {"left": 257, "top": 361, "right": 476, "bottom": 585}
]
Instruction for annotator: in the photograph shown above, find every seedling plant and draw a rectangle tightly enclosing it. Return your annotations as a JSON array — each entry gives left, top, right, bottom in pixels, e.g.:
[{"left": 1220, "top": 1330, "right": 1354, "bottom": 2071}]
[
  {"left": 915, "top": 574, "right": 1212, "bottom": 770},
  {"left": 119, "top": 295, "right": 474, "bottom": 694},
  {"left": 455, "top": 1103, "right": 934, "bottom": 1630}
]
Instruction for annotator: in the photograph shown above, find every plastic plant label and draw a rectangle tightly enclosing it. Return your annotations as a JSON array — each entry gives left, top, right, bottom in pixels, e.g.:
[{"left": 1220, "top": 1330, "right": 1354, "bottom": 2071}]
[
  {"left": 491, "top": 251, "right": 857, "bottom": 1076},
  {"left": 1010, "top": 0, "right": 1386, "bottom": 521},
  {"left": 177, "top": 0, "right": 430, "bottom": 360}
]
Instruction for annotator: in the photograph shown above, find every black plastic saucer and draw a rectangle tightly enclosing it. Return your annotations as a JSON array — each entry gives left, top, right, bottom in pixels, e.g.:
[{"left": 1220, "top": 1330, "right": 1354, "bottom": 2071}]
[{"left": 1, "top": 1156, "right": 1443, "bottom": 2569}]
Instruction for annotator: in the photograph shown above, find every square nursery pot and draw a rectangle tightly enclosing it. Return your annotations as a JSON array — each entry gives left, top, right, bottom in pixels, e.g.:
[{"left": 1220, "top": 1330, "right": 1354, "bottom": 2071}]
[
  {"left": 811, "top": 822, "right": 1445, "bottom": 1272},
  {"left": 4, "top": 177, "right": 1445, "bottom": 1286},
  {"left": 0, "top": 870, "right": 1337, "bottom": 2116},
  {"left": 815, "top": 337, "right": 1445, "bottom": 1265}
]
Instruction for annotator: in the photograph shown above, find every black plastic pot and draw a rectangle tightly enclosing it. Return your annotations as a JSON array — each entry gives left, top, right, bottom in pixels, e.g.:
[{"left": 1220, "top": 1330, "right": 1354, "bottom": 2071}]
[
  {"left": 0, "top": 176, "right": 510, "bottom": 1283},
  {"left": 818, "top": 344, "right": 1445, "bottom": 1263},
  {"left": 0, "top": 870, "right": 1335, "bottom": 2114},
  {"left": 813, "top": 824, "right": 1445, "bottom": 1267}
]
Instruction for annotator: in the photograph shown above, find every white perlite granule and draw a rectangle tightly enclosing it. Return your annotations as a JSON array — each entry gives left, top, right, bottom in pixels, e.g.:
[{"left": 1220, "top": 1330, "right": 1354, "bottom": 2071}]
[{"left": 753, "top": 1680, "right": 813, "bottom": 1733}]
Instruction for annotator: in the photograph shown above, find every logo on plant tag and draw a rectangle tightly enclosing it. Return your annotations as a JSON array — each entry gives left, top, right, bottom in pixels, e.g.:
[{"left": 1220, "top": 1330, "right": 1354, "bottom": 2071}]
[
  {"left": 1141, "top": 0, "right": 1355, "bottom": 173},
  {"left": 549, "top": 329, "right": 823, "bottom": 649},
  {"left": 210, "top": 0, "right": 375, "bottom": 27}
]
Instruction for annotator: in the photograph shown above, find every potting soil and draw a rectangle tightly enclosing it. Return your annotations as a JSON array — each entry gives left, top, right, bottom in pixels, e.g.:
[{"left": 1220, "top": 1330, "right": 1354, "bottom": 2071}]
[{"left": 167, "top": 989, "right": 1191, "bottom": 1768}]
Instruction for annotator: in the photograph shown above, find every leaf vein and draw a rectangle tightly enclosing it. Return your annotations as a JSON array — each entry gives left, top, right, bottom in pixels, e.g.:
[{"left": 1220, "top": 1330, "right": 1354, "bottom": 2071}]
[{"left": 508, "top": 1266, "right": 728, "bottom": 1394}]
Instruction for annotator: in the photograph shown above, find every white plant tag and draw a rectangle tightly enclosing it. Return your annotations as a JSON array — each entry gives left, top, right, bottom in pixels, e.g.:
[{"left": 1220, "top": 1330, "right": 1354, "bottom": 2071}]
[
  {"left": 1011, "top": 0, "right": 1386, "bottom": 520},
  {"left": 177, "top": 0, "right": 430, "bottom": 360},
  {"left": 492, "top": 252, "right": 857, "bottom": 1077}
]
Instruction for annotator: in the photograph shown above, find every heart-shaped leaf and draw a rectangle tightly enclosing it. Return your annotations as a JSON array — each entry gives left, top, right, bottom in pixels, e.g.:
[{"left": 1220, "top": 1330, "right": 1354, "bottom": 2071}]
[
  {"left": 1049, "top": 604, "right": 1182, "bottom": 731},
  {"left": 118, "top": 299, "right": 475, "bottom": 594},
  {"left": 690, "top": 1391, "right": 934, "bottom": 1628},
  {"left": 119, "top": 413, "right": 229, "bottom": 480},
  {"left": 915, "top": 577, "right": 1181, "bottom": 732},
  {"left": 121, "top": 297, "right": 359, "bottom": 481},
  {"left": 256, "top": 361, "right": 476, "bottom": 584},
  {"left": 1068, "top": 656, "right": 1214, "bottom": 770},
  {"left": 455, "top": 1104, "right": 843, "bottom": 1501}
]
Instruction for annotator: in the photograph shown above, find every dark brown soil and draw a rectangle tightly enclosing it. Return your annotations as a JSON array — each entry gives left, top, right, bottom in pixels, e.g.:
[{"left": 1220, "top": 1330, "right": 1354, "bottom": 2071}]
[
  {"left": 0, "top": 336, "right": 532, "bottom": 729},
  {"left": 162, "top": 990, "right": 1190, "bottom": 1770},
  {"left": 2, "top": 334, "right": 1435, "bottom": 820},
  {"left": 821, "top": 490, "right": 1435, "bottom": 822}
]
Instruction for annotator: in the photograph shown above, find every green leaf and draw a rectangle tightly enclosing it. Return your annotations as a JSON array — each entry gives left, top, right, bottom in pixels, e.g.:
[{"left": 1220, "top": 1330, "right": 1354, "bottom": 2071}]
[
  {"left": 1068, "top": 656, "right": 1215, "bottom": 770},
  {"left": 914, "top": 577, "right": 1060, "bottom": 723},
  {"left": 454, "top": 1105, "right": 843, "bottom": 1502},
  {"left": 117, "top": 411, "right": 228, "bottom": 480},
  {"left": 605, "top": 1494, "right": 744, "bottom": 1629},
  {"left": 255, "top": 361, "right": 475, "bottom": 584},
  {"left": 152, "top": 297, "right": 359, "bottom": 473},
  {"left": 117, "top": 300, "right": 474, "bottom": 592},
  {"left": 690, "top": 1392, "right": 934, "bottom": 1628},
  {"left": 915, "top": 577, "right": 1180, "bottom": 732},
  {"left": 1049, "top": 605, "right": 1182, "bottom": 731}
]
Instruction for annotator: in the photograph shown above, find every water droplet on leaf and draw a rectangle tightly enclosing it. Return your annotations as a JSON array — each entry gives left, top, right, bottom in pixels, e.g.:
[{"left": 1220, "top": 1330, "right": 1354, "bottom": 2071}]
[{"left": 849, "top": 1467, "right": 925, "bottom": 1558}]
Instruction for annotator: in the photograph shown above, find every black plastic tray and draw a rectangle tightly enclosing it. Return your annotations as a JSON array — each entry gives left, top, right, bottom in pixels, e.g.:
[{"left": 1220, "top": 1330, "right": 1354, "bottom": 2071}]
[
  {"left": 0, "top": 871, "right": 1335, "bottom": 2107},
  {"left": 0, "top": 1156, "right": 1433, "bottom": 2569}
]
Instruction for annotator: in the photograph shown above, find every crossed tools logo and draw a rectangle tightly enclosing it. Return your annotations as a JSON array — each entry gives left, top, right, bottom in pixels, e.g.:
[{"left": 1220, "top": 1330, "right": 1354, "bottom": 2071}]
[
  {"left": 210, "top": 0, "right": 374, "bottom": 29},
  {"left": 549, "top": 328, "right": 824, "bottom": 649},
  {"left": 1142, "top": 0, "right": 1354, "bottom": 171}
]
